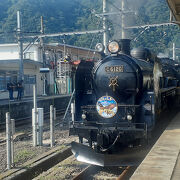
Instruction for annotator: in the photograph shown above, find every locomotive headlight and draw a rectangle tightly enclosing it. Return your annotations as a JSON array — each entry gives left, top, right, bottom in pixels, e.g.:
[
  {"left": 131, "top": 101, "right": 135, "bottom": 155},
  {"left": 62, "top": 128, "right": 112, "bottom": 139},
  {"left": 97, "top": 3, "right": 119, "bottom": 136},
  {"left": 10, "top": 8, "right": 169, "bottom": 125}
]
[
  {"left": 108, "top": 41, "right": 120, "bottom": 54},
  {"left": 127, "top": 114, "right": 132, "bottom": 121},
  {"left": 95, "top": 43, "right": 105, "bottom": 53},
  {"left": 82, "top": 114, "right": 86, "bottom": 120}
]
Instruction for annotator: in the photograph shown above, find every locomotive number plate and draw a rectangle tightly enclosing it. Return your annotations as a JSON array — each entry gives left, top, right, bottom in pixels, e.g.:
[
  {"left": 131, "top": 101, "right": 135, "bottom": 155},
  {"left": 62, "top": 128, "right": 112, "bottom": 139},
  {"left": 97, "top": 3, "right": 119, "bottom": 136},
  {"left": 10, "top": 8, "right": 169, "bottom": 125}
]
[{"left": 105, "top": 65, "right": 124, "bottom": 73}]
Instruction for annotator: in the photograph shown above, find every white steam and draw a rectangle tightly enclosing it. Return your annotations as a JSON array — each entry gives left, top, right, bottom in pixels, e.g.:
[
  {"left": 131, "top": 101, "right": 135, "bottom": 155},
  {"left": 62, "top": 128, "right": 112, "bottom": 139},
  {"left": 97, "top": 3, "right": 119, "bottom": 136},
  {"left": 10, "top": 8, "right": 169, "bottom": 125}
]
[{"left": 108, "top": 0, "right": 146, "bottom": 40}]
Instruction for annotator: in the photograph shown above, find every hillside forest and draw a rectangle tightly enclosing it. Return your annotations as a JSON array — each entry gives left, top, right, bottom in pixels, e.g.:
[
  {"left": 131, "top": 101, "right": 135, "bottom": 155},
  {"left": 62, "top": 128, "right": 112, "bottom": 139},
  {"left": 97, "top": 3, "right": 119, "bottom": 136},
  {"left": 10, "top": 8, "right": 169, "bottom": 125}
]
[{"left": 0, "top": 0, "right": 179, "bottom": 59}]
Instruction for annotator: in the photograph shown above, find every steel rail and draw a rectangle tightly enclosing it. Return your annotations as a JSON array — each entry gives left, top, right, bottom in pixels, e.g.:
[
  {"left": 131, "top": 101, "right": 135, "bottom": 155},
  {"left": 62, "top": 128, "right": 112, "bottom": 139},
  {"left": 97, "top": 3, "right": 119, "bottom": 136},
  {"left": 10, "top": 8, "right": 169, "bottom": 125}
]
[
  {"left": 72, "top": 165, "right": 134, "bottom": 180},
  {"left": 117, "top": 166, "right": 131, "bottom": 180},
  {"left": 72, "top": 165, "right": 101, "bottom": 180},
  {"left": 1, "top": 147, "right": 73, "bottom": 180}
]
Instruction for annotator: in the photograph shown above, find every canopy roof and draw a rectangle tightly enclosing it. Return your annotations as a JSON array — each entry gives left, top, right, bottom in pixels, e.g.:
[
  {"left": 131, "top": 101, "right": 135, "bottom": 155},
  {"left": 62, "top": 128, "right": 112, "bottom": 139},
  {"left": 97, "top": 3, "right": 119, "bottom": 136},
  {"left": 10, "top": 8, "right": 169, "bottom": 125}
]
[{"left": 167, "top": 0, "right": 180, "bottom": 23}]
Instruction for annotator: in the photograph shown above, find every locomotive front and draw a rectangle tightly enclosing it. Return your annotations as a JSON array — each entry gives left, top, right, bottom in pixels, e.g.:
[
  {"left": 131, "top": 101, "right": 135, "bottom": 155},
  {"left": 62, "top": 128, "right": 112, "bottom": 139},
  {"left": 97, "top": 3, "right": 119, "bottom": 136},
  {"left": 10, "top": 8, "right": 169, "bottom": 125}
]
[
  {"left": 70, "top": 39, "right": 153, "bottom": 157},
  {"left": 92, "top": 55, "right": 142, "bottom": 128}
]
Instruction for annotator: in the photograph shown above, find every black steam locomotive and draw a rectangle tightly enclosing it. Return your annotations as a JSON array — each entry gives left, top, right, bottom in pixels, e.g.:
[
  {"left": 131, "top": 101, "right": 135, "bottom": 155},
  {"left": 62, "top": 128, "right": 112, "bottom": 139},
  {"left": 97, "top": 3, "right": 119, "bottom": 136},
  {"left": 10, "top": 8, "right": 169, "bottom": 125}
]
[{"left": 69, "top": 39, "right": 180, "bottom": 166}]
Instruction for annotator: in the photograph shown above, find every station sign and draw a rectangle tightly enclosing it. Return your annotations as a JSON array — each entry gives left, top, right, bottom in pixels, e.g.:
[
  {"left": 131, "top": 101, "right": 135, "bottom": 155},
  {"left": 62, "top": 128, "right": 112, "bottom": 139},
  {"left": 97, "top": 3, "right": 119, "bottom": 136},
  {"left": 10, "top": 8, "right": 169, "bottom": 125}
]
[{"left": 39, "top": 68, "right": 50, "bottom": 73}]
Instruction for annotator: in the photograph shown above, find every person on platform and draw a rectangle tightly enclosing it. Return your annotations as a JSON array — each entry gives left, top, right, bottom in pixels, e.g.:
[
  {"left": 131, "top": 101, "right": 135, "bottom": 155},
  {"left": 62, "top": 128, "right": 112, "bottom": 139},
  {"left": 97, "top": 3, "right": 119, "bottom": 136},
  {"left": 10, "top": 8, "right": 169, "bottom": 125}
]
[
  {"left": 17, "top": 80, "right": 23, "bottom": 100},
  {"left": 7, "top": 82, "right": 14, "bottom": 101}
]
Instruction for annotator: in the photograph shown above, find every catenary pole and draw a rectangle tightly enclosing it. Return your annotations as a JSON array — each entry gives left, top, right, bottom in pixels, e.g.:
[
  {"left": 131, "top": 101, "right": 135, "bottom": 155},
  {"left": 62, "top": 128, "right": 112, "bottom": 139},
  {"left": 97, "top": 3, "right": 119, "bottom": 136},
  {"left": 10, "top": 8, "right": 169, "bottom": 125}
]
[
  {"left": 103, "top": 0, "right": 108, "bottom": 54},
  {"left": 50, "top": 105, "right": 55, "bottom": 147},
  {"left": 40, "top": 16, "right": 47, "bottom": 96},
  {"left": 17, "top": 11, "right": 24, "bottom": 81},
  {"left": 6, "top": 112, "right": 11, "bottom": 169},
  {"left": 40, "top": 16, "right": 45, "bottom": 67},
  {"left": 32, "top": 84, "right": 37, "bottom": 146},
  {"left": 173, "top": 43, "right": 176, "bottom": 60},
  {"left": 121, "top": 0, "right": 125, "bottom": 39},
  {"left": 11, "top": 119, "right": 15, "bottom": 166}
]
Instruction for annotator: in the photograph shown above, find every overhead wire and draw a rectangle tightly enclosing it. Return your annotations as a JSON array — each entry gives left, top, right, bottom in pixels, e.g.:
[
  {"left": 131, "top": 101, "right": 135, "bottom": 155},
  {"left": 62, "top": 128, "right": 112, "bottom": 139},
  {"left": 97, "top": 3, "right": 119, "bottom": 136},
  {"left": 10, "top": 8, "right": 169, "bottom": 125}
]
[
  {"left": 85, "top": 17, "right": 102, "bottom": 60},
  {"left": 106, "top": 0, "right": 153, "bottom": 41},
  {"left": 125, "top": 0, "right": 149, "bottom": 28},
  {"left": 91, "top": 33, "right": 102, "bottom": 60},
  {"left": 73, "top": 0, "right": 99, "bottom": 15},
  {"left": 70, "top": 0, "right": 103, "bottom": 60},
  {"left": 106, "top": 0, "right": 122, "bottom": 12},
  {"left": 101, "top": 0, "right": 120, "bottom": 40},
  {"left": 123, "top": 0, "right": 150, "bottom": 41},
  {"left": 133, "top": 27, "right": 149, "bottom": 42},
  {"left": 125, "top": 0, "right": 173, "bottom": 44}
]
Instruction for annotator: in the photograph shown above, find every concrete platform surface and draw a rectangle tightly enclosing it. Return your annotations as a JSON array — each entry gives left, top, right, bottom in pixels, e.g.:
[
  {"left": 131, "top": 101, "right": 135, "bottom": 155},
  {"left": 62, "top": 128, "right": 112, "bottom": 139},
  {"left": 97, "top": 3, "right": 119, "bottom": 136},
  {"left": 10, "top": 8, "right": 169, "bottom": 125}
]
[{"left": 130, "top": 112, "right": 180, "bottom": 180}]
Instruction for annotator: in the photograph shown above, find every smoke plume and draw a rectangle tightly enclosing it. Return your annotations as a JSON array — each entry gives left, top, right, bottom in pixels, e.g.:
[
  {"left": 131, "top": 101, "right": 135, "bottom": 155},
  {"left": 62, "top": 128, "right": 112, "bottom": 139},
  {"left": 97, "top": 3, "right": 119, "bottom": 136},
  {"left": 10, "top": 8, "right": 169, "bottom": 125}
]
[{"left": 107, "top": 0, "right": 146, "bottom": 40}]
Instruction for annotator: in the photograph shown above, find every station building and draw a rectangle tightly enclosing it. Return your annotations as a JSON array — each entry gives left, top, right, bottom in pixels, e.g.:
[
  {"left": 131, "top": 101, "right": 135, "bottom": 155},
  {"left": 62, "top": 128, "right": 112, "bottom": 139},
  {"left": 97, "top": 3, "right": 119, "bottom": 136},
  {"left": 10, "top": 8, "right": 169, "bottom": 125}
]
[{"left": 0, "top": 43, "right": 100, "bottom": 99}]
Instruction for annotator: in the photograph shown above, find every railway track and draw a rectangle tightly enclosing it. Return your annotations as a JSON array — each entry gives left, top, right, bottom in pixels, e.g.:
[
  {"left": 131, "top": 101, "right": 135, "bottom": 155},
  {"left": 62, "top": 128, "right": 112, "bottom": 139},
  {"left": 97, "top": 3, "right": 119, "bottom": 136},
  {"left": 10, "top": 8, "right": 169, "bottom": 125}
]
[
  {"left": 4, "top": 144, "right": 138, "bottom": 180},
  {"left": 1, "top": 109, "right": 178, "bottom": 179},
  {"left": 6, "top": 113, "right": 169, "bottom": 180},
  {"left": 0, "top": 108, "right": 68, "bottom": 146},
  {"left": 73, "top": 165, "right": 101, "bottom": 180},
  {"left": 1, "top": 147, "right": 73, "bottom": 180},
  {"left": 117, "top": 166, "right": 131, "bottom": 180},
  {"left": 72, "top": 165, "right": 137, "bottom": 180},
  {"left": 63, "top": 110, "right": 178, "bottom": 180},
  {"left": 0, "top": 111, "right": 76, "bottom": 178}
]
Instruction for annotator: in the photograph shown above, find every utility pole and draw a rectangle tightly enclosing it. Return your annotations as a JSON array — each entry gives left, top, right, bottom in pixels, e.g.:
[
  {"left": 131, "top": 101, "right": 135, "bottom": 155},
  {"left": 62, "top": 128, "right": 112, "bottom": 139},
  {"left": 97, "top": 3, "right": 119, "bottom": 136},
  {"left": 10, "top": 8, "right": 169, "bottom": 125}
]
[
  {"left": 32, "top": 84, "right": 37, "bottom": 147},
  {"left": 17, "top": 11, "right": 24, "bottom": 81},
  {"left": 40, "top": 16, "right": 47, "bottom": 96},
  {"left": 63, "top": 38, "right": 68, "bottom": 94},
  {"left": 40, "top": 16, "right": 45, "bottom": 66},
  {"left": 103, "top": 0, "right": 108, "bottom": 54},
  {"left": 121, "top": 0, "right": 125, "bottom": 39},
  {"left": 173, "top": 43, "right": 176, "bottom": 60},
  {"left": 63, "top": 38, "right": 66, "bottom": 59},
  {"left": 170, "top": 10, "right": 173, "bottom": 22}
]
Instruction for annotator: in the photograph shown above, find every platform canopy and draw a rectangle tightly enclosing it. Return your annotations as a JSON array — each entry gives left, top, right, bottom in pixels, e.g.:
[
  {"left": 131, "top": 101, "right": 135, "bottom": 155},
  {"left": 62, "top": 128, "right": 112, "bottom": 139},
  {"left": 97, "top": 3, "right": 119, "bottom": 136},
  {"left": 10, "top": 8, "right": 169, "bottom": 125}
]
[{"left": 167, "top": 0, "right": 180, "bottom": 23}]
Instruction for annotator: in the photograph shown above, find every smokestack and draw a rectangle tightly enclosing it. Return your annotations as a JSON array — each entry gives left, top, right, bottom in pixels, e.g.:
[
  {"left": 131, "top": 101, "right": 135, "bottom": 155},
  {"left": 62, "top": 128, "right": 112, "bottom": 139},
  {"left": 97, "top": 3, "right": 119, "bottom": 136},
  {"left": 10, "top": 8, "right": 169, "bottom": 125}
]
[{"left": 119, "top": 39, "right": 131, "bottom": 55}]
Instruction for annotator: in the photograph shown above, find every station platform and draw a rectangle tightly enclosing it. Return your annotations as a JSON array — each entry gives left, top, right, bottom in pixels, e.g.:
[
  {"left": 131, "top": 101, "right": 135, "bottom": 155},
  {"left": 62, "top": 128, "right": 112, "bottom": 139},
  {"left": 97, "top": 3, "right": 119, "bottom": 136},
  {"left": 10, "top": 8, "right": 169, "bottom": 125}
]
[
  {"left": 0, "top": 94, "right": 71, "bottom": 123},
  {"left": 130, "top": 112, "right": 180, "bottom": 180},
  {"left": 0, "top": 94, "right": 69, "bottom": 106}
]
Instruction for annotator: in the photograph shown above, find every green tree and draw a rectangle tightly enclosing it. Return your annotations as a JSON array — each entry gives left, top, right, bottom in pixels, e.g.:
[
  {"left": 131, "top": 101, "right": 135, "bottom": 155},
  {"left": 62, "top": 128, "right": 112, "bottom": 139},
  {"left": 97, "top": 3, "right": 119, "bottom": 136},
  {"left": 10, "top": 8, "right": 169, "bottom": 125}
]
[{"left": 0, "top": 0, "right": 179, "bottom": 57}]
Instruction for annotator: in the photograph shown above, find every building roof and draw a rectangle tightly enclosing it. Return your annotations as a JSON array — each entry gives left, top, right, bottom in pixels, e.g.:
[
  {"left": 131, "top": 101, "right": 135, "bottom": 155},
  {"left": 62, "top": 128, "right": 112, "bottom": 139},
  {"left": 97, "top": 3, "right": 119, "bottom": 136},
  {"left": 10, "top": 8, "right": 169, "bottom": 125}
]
[
  {"left": 46, "top": 43, "right": 96, "bottom": 52},
  {"left": 167, "top": 0, "right": 180, "bottom": 23},
  {"left": 0, "top": 43, "right": 39, "bottom": 47},
  {"left": 0, "top": 42, "right": 96, "bottom": 52},
  {"left": 0, "top": 59, "right": 43, "bottom": 66}
]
